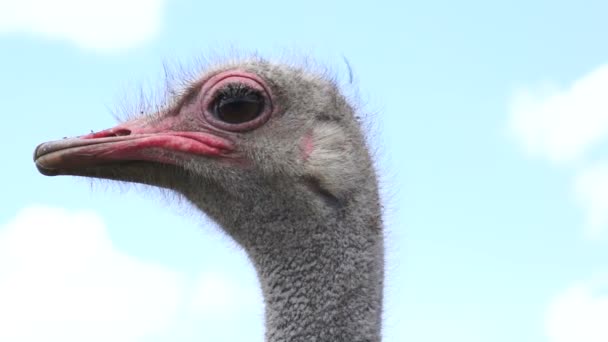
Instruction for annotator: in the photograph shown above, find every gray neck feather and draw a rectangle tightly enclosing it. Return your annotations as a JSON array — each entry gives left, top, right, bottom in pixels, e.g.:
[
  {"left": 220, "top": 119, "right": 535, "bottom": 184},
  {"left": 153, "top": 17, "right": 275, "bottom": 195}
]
[
  {"left": 186, "top": 178, "right": 384, "bottom": 342},
  {"left": 250, "top": 213, "right": 383, "bottom": 342}
]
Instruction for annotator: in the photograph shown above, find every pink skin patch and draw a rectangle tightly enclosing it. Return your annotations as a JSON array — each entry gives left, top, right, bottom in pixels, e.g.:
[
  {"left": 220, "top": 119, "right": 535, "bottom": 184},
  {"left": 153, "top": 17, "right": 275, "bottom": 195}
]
[{"left": 301, "top": 131, "right": 315, "bottom": 162}]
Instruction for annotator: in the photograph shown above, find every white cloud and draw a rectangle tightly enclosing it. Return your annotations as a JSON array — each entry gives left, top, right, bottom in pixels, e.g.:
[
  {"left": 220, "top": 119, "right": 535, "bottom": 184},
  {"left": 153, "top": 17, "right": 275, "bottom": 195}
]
[
  {"left": 186, "top": 269, "right": 264, "bottom": 342},
  {"left": 508, "top": 64, "right": 608, "bottom": 164},
  {"left": 190, "top": 271, "right": 262, "bottom": 318},
  {"left": 0, "top": 206, "right": 182, "bottom": 342},
  {"left": 0, "top": 0, "right": 164, "bottom": 51},
  {"left": 509, "top": 63, "right": 608, "bottom": 239},
  {"left": 545, "top": 275, "right": 608, "bottom": 342},
  {"left": 510, "top": 65, "right": 608, "bottom": 341},
  {"left": 574, "top": 162, "right": 608, "bottom": 240}
]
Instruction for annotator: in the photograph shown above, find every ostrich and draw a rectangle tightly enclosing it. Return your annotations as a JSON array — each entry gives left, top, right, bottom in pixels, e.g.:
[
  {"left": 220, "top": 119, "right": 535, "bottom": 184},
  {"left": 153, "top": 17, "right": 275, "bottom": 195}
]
[{"left": 33, "top": 58, "right": 384, "bottom": 342}]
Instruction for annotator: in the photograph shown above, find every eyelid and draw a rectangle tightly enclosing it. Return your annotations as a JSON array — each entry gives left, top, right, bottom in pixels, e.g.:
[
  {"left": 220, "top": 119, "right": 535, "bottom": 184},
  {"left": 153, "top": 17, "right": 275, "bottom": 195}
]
[{"left": 199, "top": 71, "right": 274, "bottom": 132}]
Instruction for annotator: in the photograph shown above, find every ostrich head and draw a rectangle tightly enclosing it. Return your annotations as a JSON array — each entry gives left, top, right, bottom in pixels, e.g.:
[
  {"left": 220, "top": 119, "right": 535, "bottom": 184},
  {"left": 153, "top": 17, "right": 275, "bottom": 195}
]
[
  {"left": 35, "top": 59, "right": 379, "bottom": 245},
  {"left": 34, "top": 58, "right": 383, "bottom": 342}
]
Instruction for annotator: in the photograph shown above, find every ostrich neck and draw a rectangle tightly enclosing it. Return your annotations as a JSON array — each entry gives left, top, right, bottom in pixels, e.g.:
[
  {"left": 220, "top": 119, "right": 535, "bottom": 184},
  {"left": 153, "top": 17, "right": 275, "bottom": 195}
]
[
  {"left": 184, "top": 180, "right": 384, "bottom": 342},
  {"left": 246, "top": 206, "right": 384, "bottom": 342}
]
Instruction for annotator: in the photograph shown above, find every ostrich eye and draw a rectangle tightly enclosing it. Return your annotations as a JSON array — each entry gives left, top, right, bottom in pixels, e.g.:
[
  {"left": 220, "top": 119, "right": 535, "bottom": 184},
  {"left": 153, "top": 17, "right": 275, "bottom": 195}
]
[{"left": 211, "top": 85, "right": 265, "bottom": 125}]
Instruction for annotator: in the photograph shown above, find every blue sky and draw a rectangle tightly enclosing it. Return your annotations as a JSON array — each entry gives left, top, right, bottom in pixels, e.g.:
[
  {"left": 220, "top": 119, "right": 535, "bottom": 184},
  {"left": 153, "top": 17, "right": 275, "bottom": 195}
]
[{"left": 0, "top": 0, "right": 607, "bottom": 341}]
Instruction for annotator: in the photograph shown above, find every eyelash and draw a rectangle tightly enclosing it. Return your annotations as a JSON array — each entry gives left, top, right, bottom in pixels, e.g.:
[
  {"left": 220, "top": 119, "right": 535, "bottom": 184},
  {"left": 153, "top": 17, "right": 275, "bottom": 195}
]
[{"left": 214, "top": 83, "right": 258, "bottom": 100}]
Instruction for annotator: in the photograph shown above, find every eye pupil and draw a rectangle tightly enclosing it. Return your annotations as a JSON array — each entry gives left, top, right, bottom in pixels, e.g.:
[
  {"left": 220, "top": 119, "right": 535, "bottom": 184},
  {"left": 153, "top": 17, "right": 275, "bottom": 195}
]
[{"left": 215, "top": 98, "right": 262, "bottom": 124}]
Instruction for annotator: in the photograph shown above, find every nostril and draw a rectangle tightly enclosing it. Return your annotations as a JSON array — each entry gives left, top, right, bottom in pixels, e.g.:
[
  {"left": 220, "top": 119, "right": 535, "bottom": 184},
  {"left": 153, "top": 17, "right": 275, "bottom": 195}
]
[
  {"left": 85, "top": 128, "right": 132, "bottom": 139},
  {"left": 113, "top": 129, "right": 132, "bottom": 136}
]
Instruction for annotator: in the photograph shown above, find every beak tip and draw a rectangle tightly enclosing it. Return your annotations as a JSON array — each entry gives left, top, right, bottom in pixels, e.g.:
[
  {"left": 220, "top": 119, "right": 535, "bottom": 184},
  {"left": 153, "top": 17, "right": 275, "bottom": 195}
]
[
  {"left": 33, "top": 142, "right": 51, "bottom": 161},
  {"left": 35, "top": 163, "right": 60, "bottom": 176},
  {"left": 34, "top": 143, "right": 59, "bottom": 176}
]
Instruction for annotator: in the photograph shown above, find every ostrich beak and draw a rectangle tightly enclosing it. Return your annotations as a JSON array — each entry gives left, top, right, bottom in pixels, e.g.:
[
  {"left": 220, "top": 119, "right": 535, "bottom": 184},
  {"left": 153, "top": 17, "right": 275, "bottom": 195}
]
[{"left": 34, "top": 117, "right": 234, "bottom": 176}]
